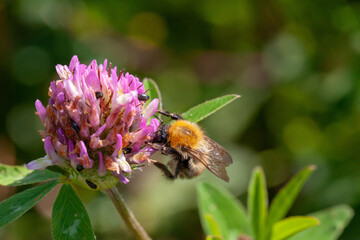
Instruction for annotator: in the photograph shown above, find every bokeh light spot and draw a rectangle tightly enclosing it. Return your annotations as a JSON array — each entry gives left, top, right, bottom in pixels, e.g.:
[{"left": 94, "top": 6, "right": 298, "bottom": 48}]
[
  {"left": 283, "top": 117, "right": 322, "bottom": 154},
  {"left": 11, "top": 46, "right": 50, "bottom": 86},
  {"left": 17, "top": 0, "right": 73, "bottom": 29},
  {"left": 128, "top": 12, "right": 168, "bottom": 47},
  {"left": 320, "top": 67, "right": 352, "bottom": 103},
  {"left": 332, "top": 6, "right": 360, "bottom": 33},
  {"left": 199, "top": 0, "right": 253, "bottom": 28},
  {"left": 71, "top": 7, "right": 108, "bottom": 38},
  {"left": 264, "top": 33, "right": 306, "bottom": 81},
  {"left": 6, "top": 104, "right": 43, "bottom": 152}
]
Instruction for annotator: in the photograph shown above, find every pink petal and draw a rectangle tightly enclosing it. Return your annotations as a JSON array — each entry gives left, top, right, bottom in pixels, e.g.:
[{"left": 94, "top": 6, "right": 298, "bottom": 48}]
[
  {"left": 35, "top": 99, "right": 46, "bottom": 123},
  {"left": 143, "top": 98, "right": 159, "bottom": 120},
  {"left": 112, "top": 134, "right": 122, "bottom": 158},
  {"left": 56, "top": 128, "right": 67, "bottom": 145},
  {"left": 98, "top": 152, "right": 106, "bottom": 176},
  {"left": 26, "top": 156, "right": 53, "bottom": 170},
  {"left": 68, "top": 140, "right": 78, "bottom": 168},
  {"left": 85, "top": 70, "right": 101, "bottom": 91},
  {"left": 69, "top": 55, "right": 79, "bottom": 72}
]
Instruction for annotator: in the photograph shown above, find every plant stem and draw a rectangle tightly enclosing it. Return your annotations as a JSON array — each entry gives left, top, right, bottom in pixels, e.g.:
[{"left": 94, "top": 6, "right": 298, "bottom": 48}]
[{"left": 104, "top": 185, "right": 152, "bottom": 240}]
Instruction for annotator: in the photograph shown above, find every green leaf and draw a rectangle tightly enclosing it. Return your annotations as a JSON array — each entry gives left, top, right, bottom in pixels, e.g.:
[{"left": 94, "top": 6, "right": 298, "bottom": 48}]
[
  {"left": 0, "top": 180, "right": 58, "bottom": 227},
  {"left": 0, "top": 163, "right": 31, "bottom": 186},
  {"left": 248, "top": 167, "right": 268, "bottom": 240},
  {"left": 197, "top": 182, "right": 250, "bottom": 240},
  {"left": 267, "top": 165, "right": 316, "bottom": 235},
  {"left": 204, "top": 214, "right": 223, "bottom": 237},
  {"left": 143, "top": 78, "right": 162, "bottom": 110},
  {"left": 271, "top": 216, "right": 320, "bottom": 240},
  {"left": 52, "top": 184, "right": 95, "bottom": 240},
  {"left": 0, "top": 163, "right": 61, "bottom": 186},
  {"left": 182, "top": 94, "right": 240, "bottom": 122},
  {"left": 287, "top": 205, "right": 354, "bottom": 240}
]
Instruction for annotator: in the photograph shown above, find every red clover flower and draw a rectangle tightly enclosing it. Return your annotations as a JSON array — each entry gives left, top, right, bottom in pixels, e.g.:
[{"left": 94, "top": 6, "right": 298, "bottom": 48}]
[{"left": 27, "top": 56, "right": 159, "bottom": 189}]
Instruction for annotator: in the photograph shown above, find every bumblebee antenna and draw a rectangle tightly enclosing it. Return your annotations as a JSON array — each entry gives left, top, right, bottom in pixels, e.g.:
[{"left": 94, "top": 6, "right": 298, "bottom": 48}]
[
  {"left": 157, "top": 110, "right": 183, "bottom": 120},
  {"left": 153, "top": 114, "right": 164, "bottom": 124}
]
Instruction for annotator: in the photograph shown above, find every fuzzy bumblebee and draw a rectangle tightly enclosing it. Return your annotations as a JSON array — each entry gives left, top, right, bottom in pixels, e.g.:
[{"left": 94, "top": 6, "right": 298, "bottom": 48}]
[{"left": 150, "top": 111, "right": 233, "bottom": 182}]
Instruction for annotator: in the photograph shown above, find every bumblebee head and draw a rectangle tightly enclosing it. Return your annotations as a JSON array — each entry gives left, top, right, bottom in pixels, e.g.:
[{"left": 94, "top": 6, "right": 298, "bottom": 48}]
[{"left": 152, "top": 124, "right": 169, "bottom": 144}]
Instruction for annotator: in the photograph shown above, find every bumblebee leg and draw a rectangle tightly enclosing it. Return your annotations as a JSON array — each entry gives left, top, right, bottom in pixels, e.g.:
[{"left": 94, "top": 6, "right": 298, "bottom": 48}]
[
  {"left": 153, "top": 161, "right": 176, "bottom": 180},
  {"left": 161, "top": 146, "right": 182, "bottom": 158},
  {"left": 144, "top": 142, "right": 162, "bottom": 150},
  {"left": 157, "top": 110, "right": 183, "bottom": 120},
  {"left": 152, "top": 146, "right": 184, "bottom": 180},
  {"left": 146, "top": 143, "right": 181, "bottom": 159},
  {"left": 152, "top": 146, "right": 185, "bottom": 180},
  {"left": 174, "top": 160, "right": 182, "bottom": 178}
]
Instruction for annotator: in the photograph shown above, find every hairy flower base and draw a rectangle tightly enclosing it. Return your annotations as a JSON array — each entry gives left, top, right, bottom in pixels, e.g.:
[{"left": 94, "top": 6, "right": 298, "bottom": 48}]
[{"left": 66, "top": 164, "right": 120, "bottom": 191}]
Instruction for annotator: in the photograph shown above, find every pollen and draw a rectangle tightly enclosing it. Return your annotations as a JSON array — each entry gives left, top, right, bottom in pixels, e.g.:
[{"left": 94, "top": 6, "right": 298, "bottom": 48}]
[{"left": 168, "top": 120, "right": 204, "bottom": 149}]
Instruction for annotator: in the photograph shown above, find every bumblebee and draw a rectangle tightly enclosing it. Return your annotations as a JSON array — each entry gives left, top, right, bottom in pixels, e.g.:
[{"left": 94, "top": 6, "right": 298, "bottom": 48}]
[{"left": 151, "top": 110, "right": 233, "bottom": 182}]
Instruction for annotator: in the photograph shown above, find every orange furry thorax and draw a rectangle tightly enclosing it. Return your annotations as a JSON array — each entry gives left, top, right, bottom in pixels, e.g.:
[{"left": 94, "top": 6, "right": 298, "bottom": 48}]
[{"left": 167, "top": 120, "right": 204, "bottom": 149}]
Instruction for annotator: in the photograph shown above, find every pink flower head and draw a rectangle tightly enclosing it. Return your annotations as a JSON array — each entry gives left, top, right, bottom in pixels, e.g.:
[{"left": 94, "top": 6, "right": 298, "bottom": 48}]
[{"left": 27, "top": 55, "right": 160, "bottom": 185}]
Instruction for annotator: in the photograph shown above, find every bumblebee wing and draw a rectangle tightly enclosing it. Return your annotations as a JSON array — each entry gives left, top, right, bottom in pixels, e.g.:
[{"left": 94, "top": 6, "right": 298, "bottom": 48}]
[
  {"left": 203, "top": 136, "right": 233, "bottom": 166},
  {"left": 185, "top": 136, "right": 233, "bottom": 182}
]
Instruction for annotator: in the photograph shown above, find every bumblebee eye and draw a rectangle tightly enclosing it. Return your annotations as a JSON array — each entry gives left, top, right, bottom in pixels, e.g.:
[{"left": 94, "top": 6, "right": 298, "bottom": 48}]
[
  {"left": 95, "top": 91, "right": 103, "bottom": 99},
  {"left": 152, "top": 135, "right": 162, "bottom": 143},
  {"left": 138, "top": 93, "right": 149, "bottom": 101}
]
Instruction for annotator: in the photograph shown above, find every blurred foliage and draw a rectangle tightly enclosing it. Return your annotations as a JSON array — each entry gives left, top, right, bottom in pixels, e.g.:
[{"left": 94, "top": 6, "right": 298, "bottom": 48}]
[
  {"left": 197, "top": 167, "right": 353, "bottom": 240},
  {"left": 1, "top": 0, "right": 360, "bottom": 239}
]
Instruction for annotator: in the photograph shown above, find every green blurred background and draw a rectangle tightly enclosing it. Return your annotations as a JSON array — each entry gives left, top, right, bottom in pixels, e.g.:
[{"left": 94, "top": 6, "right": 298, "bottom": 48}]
[{"left": 1, "top": 0, "right": 360, "bottom": 239}]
